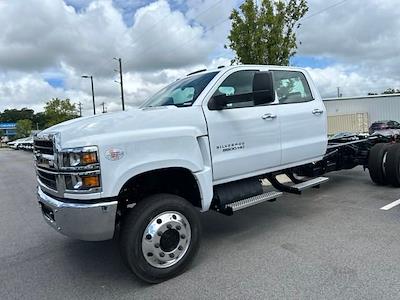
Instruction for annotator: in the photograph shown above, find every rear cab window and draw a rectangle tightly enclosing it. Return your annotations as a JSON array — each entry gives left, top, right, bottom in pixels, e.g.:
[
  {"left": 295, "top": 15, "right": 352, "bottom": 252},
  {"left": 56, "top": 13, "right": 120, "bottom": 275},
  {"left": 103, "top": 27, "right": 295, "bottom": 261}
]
[{"left": 272, "top": 70, "right": 313, "bottom": 104}]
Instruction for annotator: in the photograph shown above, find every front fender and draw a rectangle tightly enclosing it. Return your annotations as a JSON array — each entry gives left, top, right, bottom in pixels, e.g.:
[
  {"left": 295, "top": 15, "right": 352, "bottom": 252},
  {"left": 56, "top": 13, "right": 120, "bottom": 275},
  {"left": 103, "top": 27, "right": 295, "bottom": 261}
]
[{"left": 109, "top": 159, "right": 201, "bottom": 197}]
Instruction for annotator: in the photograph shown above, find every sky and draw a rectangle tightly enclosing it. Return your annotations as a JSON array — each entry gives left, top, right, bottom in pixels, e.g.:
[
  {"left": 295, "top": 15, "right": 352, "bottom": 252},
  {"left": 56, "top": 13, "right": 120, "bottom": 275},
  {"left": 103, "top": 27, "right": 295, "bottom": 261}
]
[{"left": 0, "top": 0, "right": 400, "bottom": 115}]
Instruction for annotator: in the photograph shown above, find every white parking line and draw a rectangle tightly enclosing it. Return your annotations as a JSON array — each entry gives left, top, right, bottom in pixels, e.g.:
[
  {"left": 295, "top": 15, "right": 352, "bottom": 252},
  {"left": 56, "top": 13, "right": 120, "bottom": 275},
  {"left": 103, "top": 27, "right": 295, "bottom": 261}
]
[{"left": 380, "top": 199, "right": 400, "bottom": 211}]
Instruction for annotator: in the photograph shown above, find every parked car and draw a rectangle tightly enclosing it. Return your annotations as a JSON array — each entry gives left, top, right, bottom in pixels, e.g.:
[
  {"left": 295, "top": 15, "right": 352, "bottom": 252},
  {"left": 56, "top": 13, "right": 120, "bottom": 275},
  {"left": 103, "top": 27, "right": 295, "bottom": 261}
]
[
  {"left": 7, "top": 137, "right": 30, "bottom": 149},
  {"left": 369, "top": 120, "right": 400, "bottom": 135},
  {"left": 19, "top": 136, "right": 34, "bottom": 151}
]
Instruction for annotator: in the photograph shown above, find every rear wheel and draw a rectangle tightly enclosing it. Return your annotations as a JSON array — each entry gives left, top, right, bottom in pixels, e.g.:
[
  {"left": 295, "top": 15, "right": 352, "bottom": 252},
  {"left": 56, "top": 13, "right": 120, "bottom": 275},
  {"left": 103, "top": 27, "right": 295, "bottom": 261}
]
[
  {"left": 119, "top": 194, "right": 201, "bottom": 283},
  {"left": 368, "top": 143, "right": 391, "bottom": 185},
  {"left": 385, "top": 143, "right": 400, "bottom": 187}
]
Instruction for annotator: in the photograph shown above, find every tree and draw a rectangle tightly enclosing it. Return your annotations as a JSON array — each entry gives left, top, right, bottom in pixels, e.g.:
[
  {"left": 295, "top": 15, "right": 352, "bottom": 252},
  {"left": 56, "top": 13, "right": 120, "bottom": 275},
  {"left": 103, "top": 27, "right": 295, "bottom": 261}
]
[
  {"left": 227, "top": 0, "right": 308, "bottom": 65},
  {"left": 0, "top": 108, "right": 34, "bottom": 123},
  {"left": 16, "top": 119, "right": 32, "bottom": 138},
  {"left": 44, "top": 98, "right": 79, "bottom": 127}
]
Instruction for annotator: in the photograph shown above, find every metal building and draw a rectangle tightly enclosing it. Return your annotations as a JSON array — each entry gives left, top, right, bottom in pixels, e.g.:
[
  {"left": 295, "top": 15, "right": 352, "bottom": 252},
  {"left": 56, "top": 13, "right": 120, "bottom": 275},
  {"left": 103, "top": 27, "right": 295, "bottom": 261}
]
[{"left": 323, "top": 94, "right": 400, "bottom": 134}]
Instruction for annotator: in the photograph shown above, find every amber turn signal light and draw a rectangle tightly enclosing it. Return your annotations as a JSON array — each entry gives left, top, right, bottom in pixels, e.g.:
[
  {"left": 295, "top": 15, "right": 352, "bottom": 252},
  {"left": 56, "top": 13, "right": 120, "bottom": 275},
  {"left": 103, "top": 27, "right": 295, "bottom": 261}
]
[
  {"left": 82, "top": 175, "right": 100, "bottom": 188},
  {"left": 82, "top": 152, "right": 97, "bottom": 165}
]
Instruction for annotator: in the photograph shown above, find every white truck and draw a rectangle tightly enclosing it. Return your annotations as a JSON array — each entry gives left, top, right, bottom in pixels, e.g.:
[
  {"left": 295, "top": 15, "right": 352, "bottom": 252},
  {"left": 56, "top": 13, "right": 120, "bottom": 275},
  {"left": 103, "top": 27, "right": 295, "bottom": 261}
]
[{"left": 34, "top": 65, "right": 400, "bottom": 283}]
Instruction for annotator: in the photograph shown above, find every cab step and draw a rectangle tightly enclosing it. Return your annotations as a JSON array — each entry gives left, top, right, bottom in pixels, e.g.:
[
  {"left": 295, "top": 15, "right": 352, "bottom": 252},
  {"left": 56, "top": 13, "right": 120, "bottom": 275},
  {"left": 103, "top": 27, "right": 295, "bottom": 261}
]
[
  {"left": 218, "top": 191, "right": 283, "bottom": 215},
  {"left": 266, "top": 175, "right": 329, "bottom": 194}
]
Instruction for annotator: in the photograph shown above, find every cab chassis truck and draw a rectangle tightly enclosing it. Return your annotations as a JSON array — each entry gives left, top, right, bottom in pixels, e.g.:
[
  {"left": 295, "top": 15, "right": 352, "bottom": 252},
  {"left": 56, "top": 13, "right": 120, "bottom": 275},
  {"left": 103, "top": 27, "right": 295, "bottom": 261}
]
[{"left": 34, "top": 65, "right": 400, "bottom": 283}]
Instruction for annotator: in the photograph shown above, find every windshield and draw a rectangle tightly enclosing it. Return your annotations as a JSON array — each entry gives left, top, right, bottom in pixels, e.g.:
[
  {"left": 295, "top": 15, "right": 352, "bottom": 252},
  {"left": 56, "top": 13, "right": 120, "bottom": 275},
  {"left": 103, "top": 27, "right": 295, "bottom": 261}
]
[{"left": 140, "top": 71, "right": 219, "bottom": 108}]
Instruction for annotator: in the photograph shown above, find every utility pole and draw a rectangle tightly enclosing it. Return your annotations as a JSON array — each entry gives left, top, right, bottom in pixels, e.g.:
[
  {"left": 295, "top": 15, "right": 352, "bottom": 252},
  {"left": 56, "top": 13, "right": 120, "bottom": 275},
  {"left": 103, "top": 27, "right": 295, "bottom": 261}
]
[
  {"left": 101, "top": 102, "right": 107, "bottom": 113},
  {"left": 114, "top": 57, "right": 125, "bottom": 111},
  {"left": 82, "top": 75, "right": 96, "bottom": 115},
  {"left": 337, "top": 87, "right": 341, "bottom": 98},
  {"left": 78, "top": 102, "right": 82, "bottom": 117}
]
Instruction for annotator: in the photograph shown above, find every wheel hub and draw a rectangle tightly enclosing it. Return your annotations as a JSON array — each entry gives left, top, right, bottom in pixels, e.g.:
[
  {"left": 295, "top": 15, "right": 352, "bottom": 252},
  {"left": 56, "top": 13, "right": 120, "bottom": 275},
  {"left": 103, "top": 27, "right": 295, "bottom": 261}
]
[
  {"left": 142, "top": 211, "right": 191, "bottom": 268},
  {"left": 160, "top": 229, "right": 180, "bottom": 252}
]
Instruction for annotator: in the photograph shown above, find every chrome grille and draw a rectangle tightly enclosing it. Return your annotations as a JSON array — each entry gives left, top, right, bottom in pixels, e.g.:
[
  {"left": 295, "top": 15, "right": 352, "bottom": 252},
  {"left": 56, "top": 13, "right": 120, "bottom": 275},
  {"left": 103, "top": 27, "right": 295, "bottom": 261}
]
[
  {"left": 34, "top": 139, "right": 54, "bottom": 155},
  {"left": 34, "top": 136, "right": 58, "bottom": 193},
  {"left": 37, "top": 169, "right": 57, "bottom": 190}
]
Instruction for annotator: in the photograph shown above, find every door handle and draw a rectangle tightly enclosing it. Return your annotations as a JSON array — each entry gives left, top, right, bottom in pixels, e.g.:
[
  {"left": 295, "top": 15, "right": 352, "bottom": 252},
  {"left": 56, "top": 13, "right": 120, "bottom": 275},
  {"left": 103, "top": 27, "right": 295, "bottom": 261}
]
[
  {"left": 261, "top": 113, "right": 277, "bottom": 120},
  {"left": 312, "top": 109, "right": 324, "bottom": 115}
]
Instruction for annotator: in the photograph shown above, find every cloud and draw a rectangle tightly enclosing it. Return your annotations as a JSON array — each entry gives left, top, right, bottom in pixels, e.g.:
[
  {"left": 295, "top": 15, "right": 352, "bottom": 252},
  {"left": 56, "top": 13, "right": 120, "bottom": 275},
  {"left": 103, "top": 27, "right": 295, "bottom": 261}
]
[
  {"left": 306, "top": 65, "right": 400, "bottom": 98},
  {"left": 0, "top": 0, "right": 232, "bottom": 114},
  {"left": 297, "top": 0, "right": 400, "bottom": 79},
  {"left": 1, "top": 0, "right": 400, "bottom": 115},
  {"left": 0, "top": 0, "right": 213, "bottom": 75}
]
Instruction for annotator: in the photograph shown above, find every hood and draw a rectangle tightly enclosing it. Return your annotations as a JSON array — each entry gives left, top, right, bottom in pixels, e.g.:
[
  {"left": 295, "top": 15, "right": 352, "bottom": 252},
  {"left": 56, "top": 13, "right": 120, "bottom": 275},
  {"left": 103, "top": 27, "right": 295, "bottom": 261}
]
[{"left": 38, "top": 106, "right": 207, "bottom": 148}]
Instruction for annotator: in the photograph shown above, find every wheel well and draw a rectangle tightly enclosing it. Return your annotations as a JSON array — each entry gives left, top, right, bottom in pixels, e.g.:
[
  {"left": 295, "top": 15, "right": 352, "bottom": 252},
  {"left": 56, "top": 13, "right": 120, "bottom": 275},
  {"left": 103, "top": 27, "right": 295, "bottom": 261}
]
[{"left": 118, "top": 167, "right": 202, "bottom": 209}]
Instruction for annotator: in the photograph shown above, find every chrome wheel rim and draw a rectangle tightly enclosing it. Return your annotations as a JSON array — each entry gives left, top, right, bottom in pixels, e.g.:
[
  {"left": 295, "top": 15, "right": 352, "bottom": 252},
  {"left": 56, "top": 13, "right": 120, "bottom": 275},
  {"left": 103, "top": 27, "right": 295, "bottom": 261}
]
[{"left": 142, "top": 211, "right": 191, "bottom": 268}]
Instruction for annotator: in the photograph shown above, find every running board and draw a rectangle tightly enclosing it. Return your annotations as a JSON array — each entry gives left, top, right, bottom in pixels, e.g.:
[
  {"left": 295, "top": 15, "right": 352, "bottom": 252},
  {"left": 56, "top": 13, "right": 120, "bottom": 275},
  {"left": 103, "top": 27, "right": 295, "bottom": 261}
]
[
  {"left": 266, "top": 175, "right": 329, "bottom": 194},
  {"left": 293, "top": 177, "right": 329, "bottom": 191},
  {"left": 218, "top": 191, "right": 283, "bottom": 215}
]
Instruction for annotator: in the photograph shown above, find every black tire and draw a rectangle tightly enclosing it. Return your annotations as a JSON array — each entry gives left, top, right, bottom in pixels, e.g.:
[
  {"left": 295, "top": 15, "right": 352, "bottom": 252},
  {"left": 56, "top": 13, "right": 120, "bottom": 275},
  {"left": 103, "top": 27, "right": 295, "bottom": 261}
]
[
  {"left": 368, "top": 143, "right": 391, "bottom": 185},
  {"left": 119, "top": 194, "right": 201, "bottom": 283},
  {"left": 385, "top": 143, "right": 400, "bottom": 187}
]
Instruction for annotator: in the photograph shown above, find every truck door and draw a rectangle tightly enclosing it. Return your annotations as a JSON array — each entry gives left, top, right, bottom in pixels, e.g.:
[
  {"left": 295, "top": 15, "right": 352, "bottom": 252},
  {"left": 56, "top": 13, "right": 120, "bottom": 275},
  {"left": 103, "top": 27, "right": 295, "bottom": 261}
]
[
  {"left": 272, "top": 70, "right": 327, "bottom": 165},
  {"left": 203, "top": 70, "right": 281, "bottom": 183}
]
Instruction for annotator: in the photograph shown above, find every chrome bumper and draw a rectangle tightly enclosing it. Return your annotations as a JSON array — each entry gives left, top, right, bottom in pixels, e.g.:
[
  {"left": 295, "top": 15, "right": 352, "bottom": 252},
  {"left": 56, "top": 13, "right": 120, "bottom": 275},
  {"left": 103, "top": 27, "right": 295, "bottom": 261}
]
[{"left": 37, "top": 187, "right": 118, "bottom": 241}]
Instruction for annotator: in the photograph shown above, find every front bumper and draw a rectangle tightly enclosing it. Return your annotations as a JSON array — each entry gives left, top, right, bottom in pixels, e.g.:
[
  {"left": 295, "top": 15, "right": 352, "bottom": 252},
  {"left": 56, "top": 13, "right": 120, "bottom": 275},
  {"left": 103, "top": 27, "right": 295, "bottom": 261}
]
[{"left": 37, "top": 187, "right": 118, "bottom": 241}]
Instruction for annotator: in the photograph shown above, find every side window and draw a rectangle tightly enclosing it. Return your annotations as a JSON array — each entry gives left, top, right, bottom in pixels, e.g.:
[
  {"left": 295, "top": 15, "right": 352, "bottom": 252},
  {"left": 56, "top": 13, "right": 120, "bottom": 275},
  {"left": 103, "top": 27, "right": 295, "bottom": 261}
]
[
  {"left": 212, "top": 70, "right": 257, "bottom": 109},
  {"left": 272, "top": 71, "right": 313, "bottom": 104}
]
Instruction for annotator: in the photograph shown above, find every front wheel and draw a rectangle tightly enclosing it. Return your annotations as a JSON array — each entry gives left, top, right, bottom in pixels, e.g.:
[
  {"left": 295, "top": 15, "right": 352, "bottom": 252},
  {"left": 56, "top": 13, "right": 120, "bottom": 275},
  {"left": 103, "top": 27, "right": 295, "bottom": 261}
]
[{"left": 119, "top": 194, "right": 201, "bottom": 283}]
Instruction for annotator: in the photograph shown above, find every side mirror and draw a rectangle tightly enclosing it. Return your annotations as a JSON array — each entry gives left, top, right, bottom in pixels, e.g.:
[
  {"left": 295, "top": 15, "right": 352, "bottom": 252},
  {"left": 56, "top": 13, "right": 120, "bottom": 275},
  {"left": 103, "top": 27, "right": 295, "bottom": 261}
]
[
  {"left": 253, "top": 71, "right": 274, "bottom": 105},
  {"left": 208, "top": 94, "right": 227, "bottom": 110}
]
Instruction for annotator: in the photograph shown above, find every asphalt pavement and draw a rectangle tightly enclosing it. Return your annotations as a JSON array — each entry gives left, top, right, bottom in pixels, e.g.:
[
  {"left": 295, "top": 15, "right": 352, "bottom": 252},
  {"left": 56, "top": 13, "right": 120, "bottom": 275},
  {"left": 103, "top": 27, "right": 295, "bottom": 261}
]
[{"left": 1, "top": 149, "right": 400, "bottom": 299}]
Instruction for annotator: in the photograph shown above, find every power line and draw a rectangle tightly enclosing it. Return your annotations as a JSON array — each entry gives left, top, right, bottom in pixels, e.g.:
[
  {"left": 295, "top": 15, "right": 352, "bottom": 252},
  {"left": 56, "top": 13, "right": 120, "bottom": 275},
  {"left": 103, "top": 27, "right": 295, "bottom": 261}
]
[
  {"left": 163, "top": 17, "right": 231, "bottom": 59},
  {"left": 302, "top": 0, "right": 349, "bottom": 22},
  {"left": 132, "top": 0, "right": 230, "bottom": 56},
  {"left": 130, "top": 0, "right": 225, "bottom": 48}
]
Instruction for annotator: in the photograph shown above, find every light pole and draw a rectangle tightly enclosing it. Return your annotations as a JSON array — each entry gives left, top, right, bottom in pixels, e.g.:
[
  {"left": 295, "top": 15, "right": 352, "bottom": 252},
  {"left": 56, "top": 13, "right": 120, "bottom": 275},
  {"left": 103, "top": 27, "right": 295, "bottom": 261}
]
[
  {"left": 114, "top": 57, "right": 125, "bottom": 111},
  {"left": 81, "top": 75, "right": 96, "bottom": 115}
]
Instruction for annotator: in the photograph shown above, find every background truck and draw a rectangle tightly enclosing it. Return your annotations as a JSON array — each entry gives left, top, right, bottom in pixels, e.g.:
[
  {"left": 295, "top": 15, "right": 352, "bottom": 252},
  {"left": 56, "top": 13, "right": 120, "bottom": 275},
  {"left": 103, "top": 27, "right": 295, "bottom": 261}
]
[{"left": 34, "top": 65, "right": 400, "bottom": 283}]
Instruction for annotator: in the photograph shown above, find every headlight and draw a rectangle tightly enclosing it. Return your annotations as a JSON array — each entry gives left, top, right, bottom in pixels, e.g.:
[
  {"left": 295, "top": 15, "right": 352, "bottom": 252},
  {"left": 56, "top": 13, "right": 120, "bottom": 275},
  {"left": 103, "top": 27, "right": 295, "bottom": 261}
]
[
  {"left": 60, "top": 146, "right": 101, "bottom": 192},
  {"left": 62, "top": 146, "right": 99, "bottom": 167}
]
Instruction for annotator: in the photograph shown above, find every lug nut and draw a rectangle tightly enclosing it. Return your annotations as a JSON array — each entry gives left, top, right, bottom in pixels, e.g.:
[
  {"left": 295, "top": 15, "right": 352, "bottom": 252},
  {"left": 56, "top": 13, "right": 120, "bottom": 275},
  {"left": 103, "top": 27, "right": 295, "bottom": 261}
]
[
  {"left": 157, "top": 219, "right": 162, "bottom": 224},
  {"left": 180, "top": 234, "right": 185, "bottom": 239},
  {"left": 157, "top": 231, "right": 163, "bottom": 236},
  {"left": 154, "top": 243, "right": 160, "bottom": 248},
  {"left": 160, "top": 252, "right": 165, "bottom": 257},
  {"left": 167, "top": 224, "right": 172, "bottom": 229},
  {"left": 178, "top": 246, "right": 183, "bottom": 251},
  {"left": 145, "top": 234, "right": 152, "bottom": 240},
  {"left": 172, "top": 215, "right": 177, "bottom": 220},
  {"left": 176, "top": 225, "right": 181, "bottom": 230},
  {"left": 169, "top": 253, "right": 175, "bottom": 258},
  {"left": 147, "top": 252, "right": 153, "bottom": 257}
]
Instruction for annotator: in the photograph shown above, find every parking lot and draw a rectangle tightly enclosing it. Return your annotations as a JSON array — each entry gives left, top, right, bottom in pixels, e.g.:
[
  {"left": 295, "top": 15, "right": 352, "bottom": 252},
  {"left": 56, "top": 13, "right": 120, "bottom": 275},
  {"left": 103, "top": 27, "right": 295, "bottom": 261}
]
[{"left": 1, "top": 148, "right": 400, "bottom": 299}]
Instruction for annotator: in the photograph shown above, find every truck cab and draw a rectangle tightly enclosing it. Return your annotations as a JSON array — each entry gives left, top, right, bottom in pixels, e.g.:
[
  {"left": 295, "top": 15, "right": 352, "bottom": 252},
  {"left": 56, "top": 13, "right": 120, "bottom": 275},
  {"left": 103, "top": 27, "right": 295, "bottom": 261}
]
[{"left": 34, "top": 65, "right": 327, "bottom": 283}]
